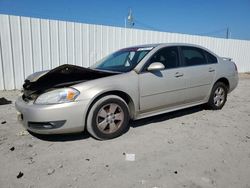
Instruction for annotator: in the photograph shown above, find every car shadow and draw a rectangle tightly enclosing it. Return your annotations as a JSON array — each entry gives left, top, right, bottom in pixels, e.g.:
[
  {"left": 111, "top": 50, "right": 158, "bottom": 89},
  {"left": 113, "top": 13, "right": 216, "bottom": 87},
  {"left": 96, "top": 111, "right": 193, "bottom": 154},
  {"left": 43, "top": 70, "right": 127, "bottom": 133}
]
[
  {"left": 130, "top": 105, "right": 204, "bottom": 128},
  {"left": 29, "top": 130, "right": 91, "bottom": 142},
  {"left": 30, "top": 105, "right": 204, "bottom": 142}
]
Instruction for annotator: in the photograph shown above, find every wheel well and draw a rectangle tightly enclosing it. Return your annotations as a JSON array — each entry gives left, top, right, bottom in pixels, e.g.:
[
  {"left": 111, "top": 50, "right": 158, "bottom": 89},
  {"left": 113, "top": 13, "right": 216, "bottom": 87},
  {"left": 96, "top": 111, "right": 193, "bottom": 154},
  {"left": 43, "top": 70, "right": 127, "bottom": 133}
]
[
  {"left": 85, "top": 91, "right": 135, "bottom": 124},
  {"left": 215, "top": 77, "right": 230, "bottom": 90}
]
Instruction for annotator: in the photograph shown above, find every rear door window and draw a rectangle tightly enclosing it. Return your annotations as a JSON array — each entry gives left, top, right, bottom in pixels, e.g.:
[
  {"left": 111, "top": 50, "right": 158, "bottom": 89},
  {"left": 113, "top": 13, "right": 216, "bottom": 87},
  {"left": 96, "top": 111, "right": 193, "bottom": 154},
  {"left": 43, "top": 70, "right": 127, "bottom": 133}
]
[{"left": 181, "top": 46, "right": 207, "bottom": 66}]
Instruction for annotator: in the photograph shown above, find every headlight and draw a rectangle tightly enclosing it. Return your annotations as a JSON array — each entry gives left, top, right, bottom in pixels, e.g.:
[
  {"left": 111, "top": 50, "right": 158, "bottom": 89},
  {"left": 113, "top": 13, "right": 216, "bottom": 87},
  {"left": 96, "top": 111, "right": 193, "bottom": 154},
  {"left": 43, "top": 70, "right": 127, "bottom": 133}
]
[{"left": 35, "top": 88, "right": 80, "bottom": 105}]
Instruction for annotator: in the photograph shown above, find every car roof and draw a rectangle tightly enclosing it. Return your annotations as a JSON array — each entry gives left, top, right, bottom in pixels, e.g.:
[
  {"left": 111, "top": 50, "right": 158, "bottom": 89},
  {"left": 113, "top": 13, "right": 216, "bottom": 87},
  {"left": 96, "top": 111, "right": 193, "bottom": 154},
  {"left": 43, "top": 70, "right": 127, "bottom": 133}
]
[
  {"left": 127, "top": 43, "right": 206, "bottom": 49},
  {"left": 125, "top": 43, "right": 159, "bottom": 48},
  {"left": 125, "top": 43, "right": 218, "bottom": 57}
]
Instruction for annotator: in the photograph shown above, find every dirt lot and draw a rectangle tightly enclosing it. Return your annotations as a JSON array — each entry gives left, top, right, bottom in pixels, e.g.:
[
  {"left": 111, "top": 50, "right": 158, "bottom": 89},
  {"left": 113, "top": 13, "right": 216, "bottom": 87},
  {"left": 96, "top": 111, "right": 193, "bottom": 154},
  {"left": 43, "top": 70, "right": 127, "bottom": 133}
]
[{"left": 0, "top": 75, "right": 250, "bottom": 188}]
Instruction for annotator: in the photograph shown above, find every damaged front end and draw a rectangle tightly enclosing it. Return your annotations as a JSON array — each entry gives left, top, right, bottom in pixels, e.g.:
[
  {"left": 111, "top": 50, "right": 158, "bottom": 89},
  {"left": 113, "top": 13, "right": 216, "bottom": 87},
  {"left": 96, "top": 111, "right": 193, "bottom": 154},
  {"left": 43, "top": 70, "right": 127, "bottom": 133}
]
[{"left": 22, "top": 64, "right": 119, "bottom": 102}]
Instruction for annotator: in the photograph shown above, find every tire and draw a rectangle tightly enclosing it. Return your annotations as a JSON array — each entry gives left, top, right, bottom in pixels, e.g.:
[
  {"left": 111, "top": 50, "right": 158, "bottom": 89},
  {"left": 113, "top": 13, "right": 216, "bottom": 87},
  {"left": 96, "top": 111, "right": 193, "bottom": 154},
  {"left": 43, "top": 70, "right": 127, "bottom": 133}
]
[
  {"left": 207, "top": 82, "right": 228, "bottom": 110},
  {"left": 86, "top": 95, "right": 130, "bottom": 140}
]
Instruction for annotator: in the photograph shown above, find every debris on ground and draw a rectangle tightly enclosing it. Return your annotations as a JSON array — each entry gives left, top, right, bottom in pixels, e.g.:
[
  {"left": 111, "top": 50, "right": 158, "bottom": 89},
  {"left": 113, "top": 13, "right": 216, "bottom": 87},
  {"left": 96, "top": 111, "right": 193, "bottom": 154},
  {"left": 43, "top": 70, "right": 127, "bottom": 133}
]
[
  {"left": 17, "top": 130, "right": 29, "bottom": 136},
  {"left": 201, "top": 177, "right": 211, "bottom": 183},
  {"left": 58, "top": 164, "right": 63, "bottom": 168},
  {"left": 1, "top": 121, "right": 6, "bottom": 124},
  {"left": 0, "top": 97, "right": 12, "bottom": 105},
  {"left": 125, "top": 153, "right": 135, "bottom": 161},
  {"left": 140, "top": 179, "right": 146, "bottom": 184},
  {"left": 174, "top": 171, "right": 178, "bottom": 174},
  {"left": 27, "top": 157, "right": 35, "bottom": 165},
  {"left": 48, "top": 143, "right": 54, "bottom": 147},
  {"left": 85, "top": 158, "right": 90, "bottom": 161},
  {"left": 16, "top": 171, "right": 24, "bottom": 179},
  {"left": 47, "top": 168, "right": 55, "bottom": 175},
  {"left": 168, "top": 140, "right": 174, "bottom": 144},
  {"left": 10, "top": 146, "right": 15, "bottom": 151}
]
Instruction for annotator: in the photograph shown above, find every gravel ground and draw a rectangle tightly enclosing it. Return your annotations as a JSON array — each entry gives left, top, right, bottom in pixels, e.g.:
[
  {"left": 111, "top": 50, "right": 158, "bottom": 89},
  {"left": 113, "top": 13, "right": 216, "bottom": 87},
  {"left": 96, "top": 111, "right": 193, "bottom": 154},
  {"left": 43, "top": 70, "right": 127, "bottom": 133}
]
[{"left": 0, "top": 75, "right": 250, "bottom": 188}]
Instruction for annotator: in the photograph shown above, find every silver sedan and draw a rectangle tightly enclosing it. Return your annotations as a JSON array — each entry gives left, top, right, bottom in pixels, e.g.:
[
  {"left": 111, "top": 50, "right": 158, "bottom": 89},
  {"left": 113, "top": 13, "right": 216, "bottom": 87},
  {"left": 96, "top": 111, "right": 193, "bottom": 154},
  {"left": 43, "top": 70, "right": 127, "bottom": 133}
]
[{"left": 15, "top": 43, "right": 238, "bottom": 140}]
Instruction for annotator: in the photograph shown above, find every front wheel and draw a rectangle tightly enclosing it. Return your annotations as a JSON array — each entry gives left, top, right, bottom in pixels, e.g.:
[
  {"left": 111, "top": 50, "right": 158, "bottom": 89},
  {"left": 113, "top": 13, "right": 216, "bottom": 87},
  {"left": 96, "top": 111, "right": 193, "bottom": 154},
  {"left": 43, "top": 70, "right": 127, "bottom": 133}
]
[
  {"left": 207, "top": 82, "right": 228, "bottom": 110},
  {"left": 86, "top": 95, "right": 130, "bottom": 140}
]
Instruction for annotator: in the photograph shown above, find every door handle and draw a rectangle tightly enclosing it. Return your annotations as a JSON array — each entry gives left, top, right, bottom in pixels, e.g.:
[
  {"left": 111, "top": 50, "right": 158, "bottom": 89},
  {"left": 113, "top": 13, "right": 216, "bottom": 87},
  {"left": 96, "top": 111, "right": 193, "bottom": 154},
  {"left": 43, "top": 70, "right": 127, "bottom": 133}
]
[
  {"left": 175, "top": 72, "right": 184, "bottom": 77},
  {"left": 209, "top": 68, "right": 215, "bottom": 72}
]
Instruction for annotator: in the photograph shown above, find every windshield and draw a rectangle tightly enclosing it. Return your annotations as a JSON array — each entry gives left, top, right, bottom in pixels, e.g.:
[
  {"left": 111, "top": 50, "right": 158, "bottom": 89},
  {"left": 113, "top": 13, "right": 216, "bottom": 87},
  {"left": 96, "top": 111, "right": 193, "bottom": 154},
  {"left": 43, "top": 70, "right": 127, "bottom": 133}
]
[{"left": 91, "top": 47, "right": 153, "bottom": 72}]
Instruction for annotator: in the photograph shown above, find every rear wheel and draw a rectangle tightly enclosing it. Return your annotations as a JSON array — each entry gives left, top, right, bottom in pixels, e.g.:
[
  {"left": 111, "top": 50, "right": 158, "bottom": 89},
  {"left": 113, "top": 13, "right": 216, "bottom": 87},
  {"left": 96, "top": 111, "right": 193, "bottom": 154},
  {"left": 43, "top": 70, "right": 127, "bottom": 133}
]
[
  {"left": 86, "top": 95, "right": 130, "bottom": 140},
  {"left": 207, "top": 82, "right": 228, "bottom": 110}
]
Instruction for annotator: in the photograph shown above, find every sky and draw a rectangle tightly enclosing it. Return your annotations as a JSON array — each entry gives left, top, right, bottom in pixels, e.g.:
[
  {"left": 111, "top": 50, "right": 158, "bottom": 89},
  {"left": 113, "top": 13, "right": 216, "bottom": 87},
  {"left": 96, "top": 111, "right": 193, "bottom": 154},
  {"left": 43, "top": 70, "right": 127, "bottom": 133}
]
[{"left": 0, "top": 0, "right": 249, "bottom": 40}]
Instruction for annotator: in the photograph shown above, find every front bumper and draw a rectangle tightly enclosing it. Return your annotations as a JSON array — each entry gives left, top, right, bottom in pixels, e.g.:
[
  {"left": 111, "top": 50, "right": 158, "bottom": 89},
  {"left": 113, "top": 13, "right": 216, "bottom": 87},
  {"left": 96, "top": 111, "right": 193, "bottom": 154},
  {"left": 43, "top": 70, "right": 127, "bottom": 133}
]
[{"left": 15, "top": 97, "right": 89, "bottom": 134}]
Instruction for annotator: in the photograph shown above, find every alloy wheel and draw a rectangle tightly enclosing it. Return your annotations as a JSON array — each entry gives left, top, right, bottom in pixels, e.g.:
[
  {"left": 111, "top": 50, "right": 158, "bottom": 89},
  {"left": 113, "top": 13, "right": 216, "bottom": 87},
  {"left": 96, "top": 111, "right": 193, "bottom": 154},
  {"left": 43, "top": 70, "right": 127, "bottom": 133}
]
[
  {"left": 96, "top": 103, "right": 124, "bottom": 134},
  {"left": 213, "top": 87, "right": 225, "bottom": 107}
]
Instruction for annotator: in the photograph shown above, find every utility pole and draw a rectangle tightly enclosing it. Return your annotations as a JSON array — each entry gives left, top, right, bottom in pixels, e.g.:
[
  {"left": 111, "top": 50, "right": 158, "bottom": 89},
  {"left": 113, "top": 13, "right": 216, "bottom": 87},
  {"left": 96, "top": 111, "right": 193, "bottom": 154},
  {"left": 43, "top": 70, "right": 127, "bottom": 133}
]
[
  {"left": 226, "top": 27, "right": 229, "bottom": 39},
  {"left": 125, "top": 8, "right": 134, "bottom": 28},
  {"left": 124, "top": 8, "right": 134, "bottom": 46}
]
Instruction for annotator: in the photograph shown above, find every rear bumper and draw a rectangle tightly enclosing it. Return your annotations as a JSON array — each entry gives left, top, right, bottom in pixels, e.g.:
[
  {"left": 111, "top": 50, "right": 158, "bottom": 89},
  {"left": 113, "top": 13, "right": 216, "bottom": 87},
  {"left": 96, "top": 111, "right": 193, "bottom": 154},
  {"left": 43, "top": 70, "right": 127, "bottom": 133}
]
[{"left": 15, "top": 97, "right": 89, "bottom": 134}]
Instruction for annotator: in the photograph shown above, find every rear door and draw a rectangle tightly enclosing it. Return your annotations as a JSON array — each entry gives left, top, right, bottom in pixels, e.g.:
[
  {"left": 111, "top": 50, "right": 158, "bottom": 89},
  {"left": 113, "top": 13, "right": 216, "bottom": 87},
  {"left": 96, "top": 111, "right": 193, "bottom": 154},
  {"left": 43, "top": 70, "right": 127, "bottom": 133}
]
[
  {"left": 139, "top": 46, "right": 187, "bottom": 112},
  {"left": 180, "top": 46, "right": 217, "bottom": 103}
]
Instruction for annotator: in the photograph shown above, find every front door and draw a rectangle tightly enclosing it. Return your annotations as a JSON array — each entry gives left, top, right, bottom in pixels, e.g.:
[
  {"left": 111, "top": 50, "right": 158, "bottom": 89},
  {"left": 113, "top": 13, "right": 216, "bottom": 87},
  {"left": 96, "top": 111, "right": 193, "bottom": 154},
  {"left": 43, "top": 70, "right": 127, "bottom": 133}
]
[{"left": 139, "top": 47, "right": 187, "bottom": 112}]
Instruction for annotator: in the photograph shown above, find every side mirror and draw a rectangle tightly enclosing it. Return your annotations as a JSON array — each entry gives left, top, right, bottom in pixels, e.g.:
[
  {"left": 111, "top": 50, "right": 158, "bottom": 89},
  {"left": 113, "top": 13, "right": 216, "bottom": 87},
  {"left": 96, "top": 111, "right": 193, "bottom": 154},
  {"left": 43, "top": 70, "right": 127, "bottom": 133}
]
[{"left": 147, "top": 62, "right": 165, "bottom": 71}]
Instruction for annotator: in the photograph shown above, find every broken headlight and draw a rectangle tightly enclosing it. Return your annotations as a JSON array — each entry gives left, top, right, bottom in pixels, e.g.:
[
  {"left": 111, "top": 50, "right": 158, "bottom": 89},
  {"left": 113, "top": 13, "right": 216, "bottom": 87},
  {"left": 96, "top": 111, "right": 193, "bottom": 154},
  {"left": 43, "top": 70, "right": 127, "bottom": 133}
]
[{"left": 34, "top": 88, "right": 80, "bottom": 105}]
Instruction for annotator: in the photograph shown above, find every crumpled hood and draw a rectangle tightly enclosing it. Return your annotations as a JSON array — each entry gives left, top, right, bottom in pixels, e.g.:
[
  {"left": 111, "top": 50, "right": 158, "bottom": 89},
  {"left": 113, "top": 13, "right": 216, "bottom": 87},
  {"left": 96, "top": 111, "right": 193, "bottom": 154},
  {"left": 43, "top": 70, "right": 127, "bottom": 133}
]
[
  {"left": 22, "top": 64, "right": 119, "bottom": 100},
  {"left": 26, "top": 70, "right": 49, "bottom": 82}
]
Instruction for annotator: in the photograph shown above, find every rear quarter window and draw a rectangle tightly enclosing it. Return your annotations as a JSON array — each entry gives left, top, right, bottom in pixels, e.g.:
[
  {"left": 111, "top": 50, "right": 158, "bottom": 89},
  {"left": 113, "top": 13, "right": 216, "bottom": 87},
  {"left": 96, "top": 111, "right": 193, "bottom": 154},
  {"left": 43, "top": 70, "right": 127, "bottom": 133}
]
[{"left": 205, "top": 51, "right": 218, "bottom": 64}]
